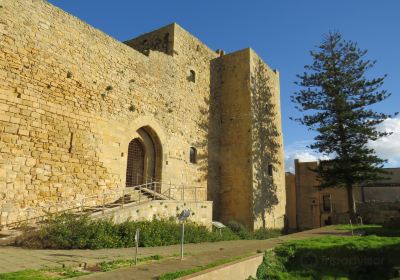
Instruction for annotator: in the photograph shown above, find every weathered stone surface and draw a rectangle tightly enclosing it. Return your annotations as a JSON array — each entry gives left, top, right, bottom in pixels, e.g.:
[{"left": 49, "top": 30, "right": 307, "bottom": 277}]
[
  {"left": 0, "top": 0, "right": 285, "bottom": 229},
  {"left": 94, "top": 200, "right": 213, "bottom": 228}
]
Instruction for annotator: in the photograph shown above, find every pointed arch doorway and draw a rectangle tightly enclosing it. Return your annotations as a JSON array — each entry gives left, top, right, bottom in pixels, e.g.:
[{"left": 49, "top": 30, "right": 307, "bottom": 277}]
[
  {"left": 126, "top": 138, "right": 145, "bottom": 186},
  {"left": 125, "top": 126, "right": 162, "bottom": 188}
]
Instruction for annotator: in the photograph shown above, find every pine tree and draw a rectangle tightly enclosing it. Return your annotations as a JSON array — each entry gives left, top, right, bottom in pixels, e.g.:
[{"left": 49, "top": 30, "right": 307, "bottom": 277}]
[{"left": 292, "top": 32, "right": 396, "bottom": 220}]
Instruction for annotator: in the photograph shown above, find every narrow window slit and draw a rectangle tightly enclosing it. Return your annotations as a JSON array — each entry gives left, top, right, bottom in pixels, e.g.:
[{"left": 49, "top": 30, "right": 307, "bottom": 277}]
[{"left": 190, "top": 147, "right": 197, "bottom": 164}]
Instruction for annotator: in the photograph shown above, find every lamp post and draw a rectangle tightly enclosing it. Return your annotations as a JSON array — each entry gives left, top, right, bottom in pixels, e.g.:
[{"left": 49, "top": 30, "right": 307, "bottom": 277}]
[
  {"left": 178, "top": 209, "right": 190, "bottom": 260},
  {"left": 134, "top": 229, "right": 140, "bottom": 265}
]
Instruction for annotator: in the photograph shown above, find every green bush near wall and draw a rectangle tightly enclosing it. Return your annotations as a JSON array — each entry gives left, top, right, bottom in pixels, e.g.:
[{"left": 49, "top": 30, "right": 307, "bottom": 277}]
[
  {"left": 15, "top": 214, "right": 280, "bottom": 249},
  {"left": 226, "top": 220, "right": 282, "bottom": 240}
]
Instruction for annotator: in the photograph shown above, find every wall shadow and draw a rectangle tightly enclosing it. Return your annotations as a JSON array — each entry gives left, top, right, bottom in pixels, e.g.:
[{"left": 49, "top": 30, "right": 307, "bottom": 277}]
[{"left": 251, "top": 59, "right": 280, "bottom": 228}]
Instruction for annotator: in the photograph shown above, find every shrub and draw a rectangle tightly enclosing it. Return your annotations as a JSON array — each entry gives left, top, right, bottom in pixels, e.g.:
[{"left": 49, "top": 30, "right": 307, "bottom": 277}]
[
  {"left": 253, "top": 228, "right": 282, "bottom": 240},
  {"left": 16, "top": 214, "right": 125, "bottom": 249},
  {"left": 16, "top": 214, "right": 244, "bottom": 249},
  {"left": 226, "top": 220, "right": 251, "bottom": 239},
  {"left": 16, "top": 214, "right": 282, "bottom": 249},
  {"left": 214, "top": 227, "right": 241, "bottom": 241},
  {"left": 226, "top": 220, "right": 282, "bottom": 240}
]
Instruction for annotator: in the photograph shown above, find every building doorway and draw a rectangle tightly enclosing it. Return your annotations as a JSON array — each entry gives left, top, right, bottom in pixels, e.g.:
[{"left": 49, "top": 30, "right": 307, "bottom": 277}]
[
  {"left": 125, "top": 126, "right": 162, "bottom": 188},
  {"left": 126, "top": 138, "right": 145, "bottom": 186}
]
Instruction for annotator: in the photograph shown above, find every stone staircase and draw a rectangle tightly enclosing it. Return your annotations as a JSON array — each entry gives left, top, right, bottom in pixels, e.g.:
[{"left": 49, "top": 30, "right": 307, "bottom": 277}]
[
  {"left": 81, "top": 184, "right": 170, "bottom": 215},
  {"left": 1, "top": 182, "right": 205, "bottom": 230}
]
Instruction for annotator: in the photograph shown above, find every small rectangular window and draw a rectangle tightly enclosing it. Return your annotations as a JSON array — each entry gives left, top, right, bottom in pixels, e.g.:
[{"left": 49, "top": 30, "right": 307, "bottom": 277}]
[
  {"left": 190, "top": 147, "right": 197, "bottom": 164},
  {"left": 322, "top": 194, "right": 332, "bottom": 212},
  {"left": 268, "top": 164, "right": 273, "bottom": 177},
  {"left": 188, "top": 70, "right": 196, "bottom": 83}
]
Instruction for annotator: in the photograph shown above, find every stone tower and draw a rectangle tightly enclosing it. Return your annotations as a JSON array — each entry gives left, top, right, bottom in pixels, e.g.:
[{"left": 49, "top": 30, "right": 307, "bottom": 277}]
[{"left": 209, "top": 49, "right": 286, "bottom": 229}]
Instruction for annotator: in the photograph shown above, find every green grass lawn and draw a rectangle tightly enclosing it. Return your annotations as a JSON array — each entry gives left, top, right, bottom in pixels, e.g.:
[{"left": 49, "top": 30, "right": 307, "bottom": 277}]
[
  {"left": 98, "top": 254, "right": 163, "bottom": 271},
  {"left": 0, "top": 268, "right": 88, "bottom": 280},
  {"left": 335, "top": 224, "right": 381, "bottom": 231},
  {"left": 0, "top": 255, "right": 164, "bottom": 280},
  {"left": 335, "top": 224, "right": 400, "bottom": 237},
  {"left": 254, "top": 235, "right": 400, "bottom": 280}
]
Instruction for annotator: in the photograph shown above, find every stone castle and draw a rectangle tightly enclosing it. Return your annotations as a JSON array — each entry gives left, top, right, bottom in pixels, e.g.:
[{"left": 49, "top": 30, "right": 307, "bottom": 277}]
[{"left": 0, "top": 0, "right": 285, "bottom": 229}]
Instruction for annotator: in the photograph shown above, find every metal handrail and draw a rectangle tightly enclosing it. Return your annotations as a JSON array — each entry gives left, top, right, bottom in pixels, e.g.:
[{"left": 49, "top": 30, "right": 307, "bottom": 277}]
[
  {"left": 128, "top": 173, "right": 209, "bottom": 190},
  {"left": 1, "top": 181, "right": 207, "bottom": 229},
  {"left": 161, "top": 186, "right": 206, "bottom": 201}
]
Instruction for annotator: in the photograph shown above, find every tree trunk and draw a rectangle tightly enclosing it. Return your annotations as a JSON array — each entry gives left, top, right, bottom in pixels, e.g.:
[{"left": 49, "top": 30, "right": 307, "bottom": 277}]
[
  {"left": 346, "top": 184, "right": 357, "bottom": 221},
  {"left": 261, "top": 212, "right": 266, "bottom": 229}
]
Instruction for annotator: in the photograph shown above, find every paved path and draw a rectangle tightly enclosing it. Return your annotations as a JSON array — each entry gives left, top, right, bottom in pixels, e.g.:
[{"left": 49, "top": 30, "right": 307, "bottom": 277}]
[{"left": 0, "top": 227, "right": 347, "bottom": 278}]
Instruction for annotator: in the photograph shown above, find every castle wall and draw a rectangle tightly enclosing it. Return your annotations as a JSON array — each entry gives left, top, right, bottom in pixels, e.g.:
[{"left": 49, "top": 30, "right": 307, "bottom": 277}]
[
  {"left": 250, "top": 50, "right": 286, "bottom": 229},
  {"left": 357, "top": 201, "right": 400, "bottom": 224},
  {"left": 285, "top": 172, "right": 297, "bottom": 231},
  {"left": 0, "top": 0, "right": 213, "bottom": 225},
  {"left": 125, "top": 24, "right": 175, "bottom": 56},
  {"left": 207, "top": 57, "right": 223, "bottom": 219},
  {"left": 289, "top": 160, "right": 400, "bottom": 230},
  {"left": 0, "top": 0, "right": 286, "bottom": 230},
  {"left": 294, "top": 161, "right": 319, "bottom": 229},
  {"left": 363, "top": 186, "right": 400, "bottom": 202},
  {"left": 216, "top": 49, "right": 254, "bottom": 229},
  {"left": 215, "top": 49, "right": 285, "bottom": 230}
]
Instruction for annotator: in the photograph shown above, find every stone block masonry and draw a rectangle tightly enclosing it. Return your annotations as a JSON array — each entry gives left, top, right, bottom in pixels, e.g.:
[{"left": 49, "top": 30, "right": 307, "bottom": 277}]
[
  {"left": 0, "top": 0, "right": 285, "bottom": 229},
  {"left": 93, "top": 200, "right": 213, "bottom": 229}
]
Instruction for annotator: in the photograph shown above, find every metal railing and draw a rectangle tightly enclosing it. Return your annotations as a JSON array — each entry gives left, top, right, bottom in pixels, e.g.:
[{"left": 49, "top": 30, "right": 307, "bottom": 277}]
[
  {"left": 0, "top": 181, "right": 206, "bottom": 229},
  {"left": 162, "top": 185, "right": 206, "bottom": 202}
]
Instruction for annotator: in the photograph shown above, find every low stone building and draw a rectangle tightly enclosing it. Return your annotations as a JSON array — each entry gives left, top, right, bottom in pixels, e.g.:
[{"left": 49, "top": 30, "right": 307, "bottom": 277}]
[
  {"left": 286, "top": 159, "right": 400, "bottom": 231},
  {"left": 0, "top": 0, "right": 286, "bottom": 229}
]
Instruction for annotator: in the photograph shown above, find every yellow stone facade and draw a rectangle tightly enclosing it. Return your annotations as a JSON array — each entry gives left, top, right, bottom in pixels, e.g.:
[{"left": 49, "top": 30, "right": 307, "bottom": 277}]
[
  {"left": 0, "top": 0, "right": 285, "bottom": 229},
  {"left": 286, "top": 160, "right": 400, "bottom": 230}
]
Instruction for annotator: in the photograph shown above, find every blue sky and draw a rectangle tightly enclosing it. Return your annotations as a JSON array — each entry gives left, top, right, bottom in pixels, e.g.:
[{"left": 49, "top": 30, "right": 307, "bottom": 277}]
[{"left": 48, "top": 0, "right": 400, "bottom": 171}]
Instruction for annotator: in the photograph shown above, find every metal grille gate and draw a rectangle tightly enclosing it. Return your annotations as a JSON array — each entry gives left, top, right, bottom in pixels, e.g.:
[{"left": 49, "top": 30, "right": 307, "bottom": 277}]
[{"left": 126, "top": 138, "right": 145, "bottom": 187}]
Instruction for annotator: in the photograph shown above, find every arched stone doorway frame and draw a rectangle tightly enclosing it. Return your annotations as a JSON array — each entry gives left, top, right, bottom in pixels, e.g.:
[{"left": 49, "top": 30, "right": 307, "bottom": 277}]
[{"left": 124, "top": 116, "right": 167, "bottom": 188}]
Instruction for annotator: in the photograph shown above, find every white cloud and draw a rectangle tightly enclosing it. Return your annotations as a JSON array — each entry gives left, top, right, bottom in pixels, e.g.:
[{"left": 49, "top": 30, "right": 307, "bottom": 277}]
[
  {"left": 368, "top": 116, "right": 400, "bottom": 166},
  {"left": 284, "top": 140, "right": 329, "bottom": 172},
  {"left": 284, "top": 117, "right": 400, "bottom": 172}
]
